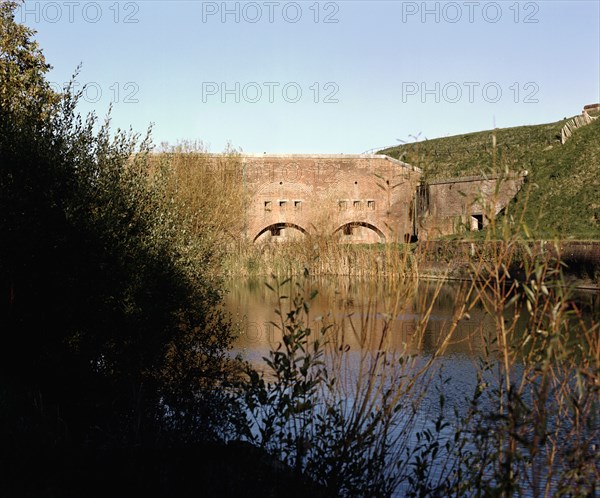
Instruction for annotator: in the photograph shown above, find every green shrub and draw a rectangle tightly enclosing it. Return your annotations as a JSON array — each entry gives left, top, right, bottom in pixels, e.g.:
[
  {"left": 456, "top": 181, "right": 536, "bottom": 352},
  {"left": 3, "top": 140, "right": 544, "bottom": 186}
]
[{"left": 0, "top": 0, "right": 240, "bottom": 459}]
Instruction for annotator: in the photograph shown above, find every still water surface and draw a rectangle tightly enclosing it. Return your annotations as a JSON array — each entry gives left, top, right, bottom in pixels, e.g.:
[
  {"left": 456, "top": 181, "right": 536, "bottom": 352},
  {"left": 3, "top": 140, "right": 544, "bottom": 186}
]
[
  {"left": 226, "top": 276, "right": 598, "bottom": 364},
  {"left": 228, "top": 277, "right": 499, "bottom": 363},
  {"left": 225, "top": 275, "right": 599, "bottom": 429},
  {"left": 225, "top": 276, "right": 599, "bottom": 494}
]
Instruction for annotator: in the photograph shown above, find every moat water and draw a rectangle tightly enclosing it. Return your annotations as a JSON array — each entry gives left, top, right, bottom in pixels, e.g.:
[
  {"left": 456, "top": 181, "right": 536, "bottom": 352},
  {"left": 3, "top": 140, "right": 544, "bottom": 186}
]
[
  {"left": 226, "top": 276, "right": 599, "bottom": 415},
  {"left": 226, "top": 276, "right": 598, "bottom": 364},
  {"left": 224, "top": 276, "right": 599, "bottom": 495}
]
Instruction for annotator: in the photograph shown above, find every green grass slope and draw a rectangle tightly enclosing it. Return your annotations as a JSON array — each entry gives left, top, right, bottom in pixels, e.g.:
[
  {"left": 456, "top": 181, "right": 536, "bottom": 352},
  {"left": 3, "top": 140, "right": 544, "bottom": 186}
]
[{"left": 379, "top": 117, "right": 600, "bottom": 239}]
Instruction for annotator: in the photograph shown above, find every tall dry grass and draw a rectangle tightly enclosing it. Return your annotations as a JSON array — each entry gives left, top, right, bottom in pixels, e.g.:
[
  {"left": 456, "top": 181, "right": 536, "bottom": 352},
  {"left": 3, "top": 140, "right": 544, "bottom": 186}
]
[
  {"left": 151, "top": 141, "right": 247, "bottom": 277},
  {"left": 228, "top": 238, "right": 418, "bottom": 279}
]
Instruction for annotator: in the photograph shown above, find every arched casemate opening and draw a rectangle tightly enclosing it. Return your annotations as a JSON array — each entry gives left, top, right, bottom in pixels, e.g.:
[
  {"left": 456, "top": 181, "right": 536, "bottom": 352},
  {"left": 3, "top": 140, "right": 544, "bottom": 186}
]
[
  {"left": 253, "top": 223, "right": 309, "bottom": 243},
  {"left": 334, "top": 222, "right": 386, "bottom": 243}
]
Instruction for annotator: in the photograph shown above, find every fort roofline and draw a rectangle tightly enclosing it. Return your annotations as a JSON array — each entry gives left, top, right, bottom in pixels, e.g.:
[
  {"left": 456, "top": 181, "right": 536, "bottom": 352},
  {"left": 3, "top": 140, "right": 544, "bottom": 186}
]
[{"left": 203, "top": 153, "right": 422, "bottom": 174}]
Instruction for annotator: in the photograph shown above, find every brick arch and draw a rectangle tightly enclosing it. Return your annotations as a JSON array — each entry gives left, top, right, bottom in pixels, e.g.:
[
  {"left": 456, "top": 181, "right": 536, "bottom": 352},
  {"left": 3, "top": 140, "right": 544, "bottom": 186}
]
[
  {"left": 333, "top": 221, "right": 386, "bottom": 242},
  {"left": 253, "top": 222, "right": 309, "bottom": 243}
]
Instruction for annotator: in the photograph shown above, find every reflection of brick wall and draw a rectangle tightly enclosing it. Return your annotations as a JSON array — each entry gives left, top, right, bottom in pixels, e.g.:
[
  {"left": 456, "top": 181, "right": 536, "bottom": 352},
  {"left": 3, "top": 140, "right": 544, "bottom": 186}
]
[{"left": 227, "top": 278, "right": 495, "bottom": 356}]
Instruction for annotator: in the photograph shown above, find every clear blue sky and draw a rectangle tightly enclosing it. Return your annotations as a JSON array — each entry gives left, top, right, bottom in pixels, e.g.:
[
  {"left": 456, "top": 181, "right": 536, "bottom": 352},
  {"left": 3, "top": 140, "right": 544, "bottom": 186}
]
[{"left": 19, "top": 0, "right": 600, "bottom": 153}]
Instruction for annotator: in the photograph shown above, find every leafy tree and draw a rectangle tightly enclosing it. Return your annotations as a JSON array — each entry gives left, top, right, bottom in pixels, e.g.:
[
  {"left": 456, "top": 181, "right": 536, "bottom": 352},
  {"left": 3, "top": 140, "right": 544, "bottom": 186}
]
[
  {"left": 0, "top": 0, "right": 57, "bottom": 118},
  {"left": 0, "top": 0, "right": 240, "bottom": 472}
]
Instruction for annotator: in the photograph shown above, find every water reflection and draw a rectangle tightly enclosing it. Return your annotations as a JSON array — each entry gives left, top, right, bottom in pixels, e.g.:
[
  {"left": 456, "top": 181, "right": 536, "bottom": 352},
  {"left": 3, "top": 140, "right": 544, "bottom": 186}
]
[
  {"left": 225, "top": 276, "right": 501, "bottom": 362},
  {"left": 226, "top": 275, "right": 599, "bottom": 369},
  {"left": 225, "top": 276, "right": 599, "bottom": 496}
]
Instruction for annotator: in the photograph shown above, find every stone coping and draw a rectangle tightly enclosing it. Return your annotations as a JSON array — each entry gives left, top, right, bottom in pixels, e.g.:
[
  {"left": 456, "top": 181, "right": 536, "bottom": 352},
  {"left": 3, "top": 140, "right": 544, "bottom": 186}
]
[
  {"left": 231, "top": 153, "right": 421, "bottom": 173},
  {"left": 152, "top": 151, "right": 422, "bottom": 172}
]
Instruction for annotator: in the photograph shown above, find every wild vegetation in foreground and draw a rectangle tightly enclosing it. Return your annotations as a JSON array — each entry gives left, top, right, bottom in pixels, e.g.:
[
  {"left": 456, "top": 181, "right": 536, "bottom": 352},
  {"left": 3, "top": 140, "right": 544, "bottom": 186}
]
[
  {"left": 234, "top": 194, "right": 599, "bottom": 496},
  {"left": 0, "top": 3, "right": 250, "bottom": 495},
  {"left": 1, "top": 2, "right": 598, "bottom": 496}
]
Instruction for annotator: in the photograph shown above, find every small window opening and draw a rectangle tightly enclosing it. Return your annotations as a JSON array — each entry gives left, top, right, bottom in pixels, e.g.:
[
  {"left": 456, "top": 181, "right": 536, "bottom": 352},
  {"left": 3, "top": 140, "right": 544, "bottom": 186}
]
[
  {"left": 353, "top": 200, "right": 362, "bottom": 209},
  {"left": 338, "top": 200, "right": 348, "bottom": 211},
  {"left": 279, "top": 200, "right": 287, "bottom": 209},
  {"left": 294, "top": 200, "right": 302, "bottom": 210},
  {"left": 264, "top": 201, "right": 272, "bottom": 211},
  {"left": 367, "top": 200, "right": 375, "bottom": 210},
  {"left": 472, "top": 214, "right": 484, "bottom": 231}
]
